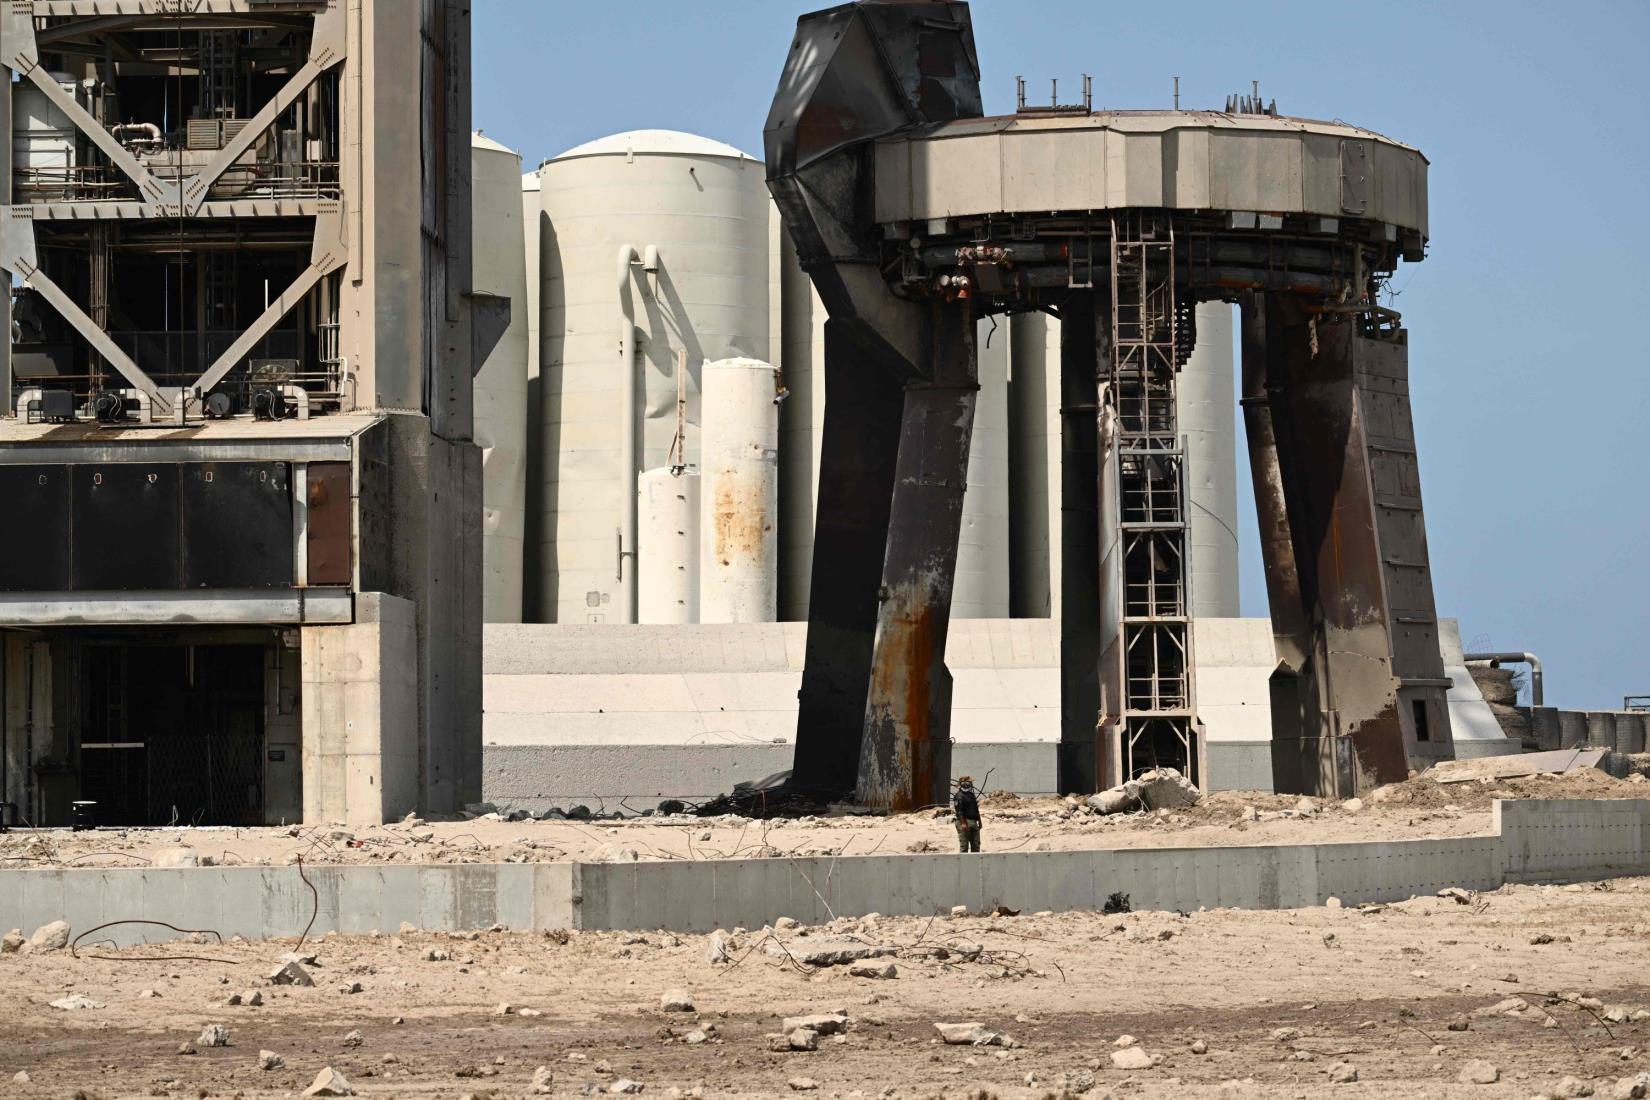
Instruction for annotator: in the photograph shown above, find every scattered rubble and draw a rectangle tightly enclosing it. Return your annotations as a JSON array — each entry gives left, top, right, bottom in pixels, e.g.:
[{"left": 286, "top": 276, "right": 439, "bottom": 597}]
[
  {"left": 303, "top": 1067, "right": 355, "bottom": 1097},
  {"left": 934, "top": 1021, "right": 1017, "bottom": 1047},
  {"left": 269, "top": 961, "right": 314, "bottom": 986},
  {"left": 1459, "top": 1060, "right": 1499, "bottom": 1084},
  {"left": 1111, "top": 1046, "right": 1153, "bottom": 1070},
  {"left": 197, "top": 1024, "right": 229, "bottom": 1047},
  {"left": 532, "top": 1066, "right": 555, "bottom": 1094},
  {"left": 29, "top": 921, "right": 70, "bottom": 952},
  {"left": 258, "top": 1050, "right": 284, "bottom": 1071},
  {"left": 49, "top": 994, "right": 103, "bottom": 1011}
]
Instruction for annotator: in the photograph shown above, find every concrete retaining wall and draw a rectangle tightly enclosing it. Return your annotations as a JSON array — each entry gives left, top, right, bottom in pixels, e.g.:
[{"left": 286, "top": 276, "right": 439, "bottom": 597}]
[{"left": 4, "top": 800, "right": 1645, "bottom": 943}]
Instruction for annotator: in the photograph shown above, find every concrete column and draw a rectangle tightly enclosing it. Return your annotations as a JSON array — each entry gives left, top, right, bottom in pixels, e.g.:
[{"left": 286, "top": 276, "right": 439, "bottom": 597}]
[
  {"left": 301, "top": 593, "right": 419, "bottom": 826},
  {"left": 1008, "top": 312, "right": 1061, "bottom": 619}
]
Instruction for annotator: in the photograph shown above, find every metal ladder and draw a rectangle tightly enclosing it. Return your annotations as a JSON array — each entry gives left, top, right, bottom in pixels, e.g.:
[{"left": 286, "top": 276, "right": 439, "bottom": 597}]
[{"left": 1108, "top": 214, "right": 1200, "bottom": 784}]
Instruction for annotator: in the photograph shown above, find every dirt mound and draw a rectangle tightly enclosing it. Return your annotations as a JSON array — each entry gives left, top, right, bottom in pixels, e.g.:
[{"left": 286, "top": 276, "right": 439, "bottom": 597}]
[{"left": 1371, "top": 767, "right": 1645, "bottom": 811}]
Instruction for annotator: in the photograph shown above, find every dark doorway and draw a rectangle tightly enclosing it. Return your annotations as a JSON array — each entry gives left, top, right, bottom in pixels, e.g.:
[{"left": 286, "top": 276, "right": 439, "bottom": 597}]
[{"left": 80, "top": 642, "right": 266, "bottom": 826}]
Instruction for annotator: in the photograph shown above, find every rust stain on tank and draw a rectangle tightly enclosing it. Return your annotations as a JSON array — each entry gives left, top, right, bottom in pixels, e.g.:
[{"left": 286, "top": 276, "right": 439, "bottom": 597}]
[{"left": 711, "top": 462, "right": 771, "bottom": 569}]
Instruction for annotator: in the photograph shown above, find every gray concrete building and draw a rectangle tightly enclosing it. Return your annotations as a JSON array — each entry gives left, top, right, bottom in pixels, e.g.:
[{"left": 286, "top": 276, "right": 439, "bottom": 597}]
[{"left": 0, "top": 0, "right": 487, "bottom": 828}]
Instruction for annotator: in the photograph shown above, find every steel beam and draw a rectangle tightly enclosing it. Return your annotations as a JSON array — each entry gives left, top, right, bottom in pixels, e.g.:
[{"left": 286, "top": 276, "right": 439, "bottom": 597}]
[
  {"left": 1241, "top": 293, "right": 1452, "bottom": 795},
  {"left": 855, "top": 301, "right": 976, "bottom": 812}
]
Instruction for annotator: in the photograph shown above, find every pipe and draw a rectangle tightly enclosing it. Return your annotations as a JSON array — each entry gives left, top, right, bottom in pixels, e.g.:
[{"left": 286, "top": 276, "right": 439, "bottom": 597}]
[
  {"left": 110, "top": 122, "right": 161, "bottom": 145},
  {"left": 616, "top": 244, "right": 641, "bottom": 622},
  {"left": 119, "top": 387, "right": 152, "bottom": 424},
  {"left": 1464, "top": 651, "right": 1544, "bottom": 707},
  {"left": 13, "top": 388, "right": 43, "bottom": 420}
]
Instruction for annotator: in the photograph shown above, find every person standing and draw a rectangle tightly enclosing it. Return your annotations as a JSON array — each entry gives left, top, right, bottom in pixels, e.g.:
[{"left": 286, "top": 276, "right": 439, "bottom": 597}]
[{"left": 952, "top": 776, "right": 982, "bottom": 852}]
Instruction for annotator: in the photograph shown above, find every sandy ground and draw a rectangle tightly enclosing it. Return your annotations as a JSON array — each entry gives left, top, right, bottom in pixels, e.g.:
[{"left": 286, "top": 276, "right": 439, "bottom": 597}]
[
  {"left": 3, "top": 769, "right": 1644, "bottom": 870},
  {"left": 6, "top": 872, "right": 1650, "bottom": 1099}
]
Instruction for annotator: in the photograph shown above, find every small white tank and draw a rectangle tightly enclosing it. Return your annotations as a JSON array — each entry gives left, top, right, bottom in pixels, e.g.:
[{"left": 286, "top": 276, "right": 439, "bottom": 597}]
[
  {"left": 1179, "top": 302, "right": 1240, "bottom": 618},
  {"left": 470, "top": 132, "right": 529, "bottom": 623},
  {"left": 537, "top": 130, "right": 769, "bottom": 623},
  {"left": 1008, "top": 311, "right": 1063, "bottom": 619},
  {"left": 953, "top": 316, "right": 1010, "bottom": 618},
  {"left": 700, "top": 358, "right": 780, "bottom": 622},
  {"left": 776, "top": 226, "right": 826, "bottom": 621},
  {"left": 637, "top": 467, "right": 700, "bottom": 624}
]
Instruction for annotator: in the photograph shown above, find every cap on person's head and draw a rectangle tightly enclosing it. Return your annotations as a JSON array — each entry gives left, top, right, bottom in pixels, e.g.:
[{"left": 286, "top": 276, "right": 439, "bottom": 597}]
[{"left": 958, "top": 776, "right": 973, "bottom": 786}]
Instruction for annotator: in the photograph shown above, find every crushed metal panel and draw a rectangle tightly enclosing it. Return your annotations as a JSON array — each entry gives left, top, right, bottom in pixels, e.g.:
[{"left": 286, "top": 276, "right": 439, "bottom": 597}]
[{"left": 1340, "top": 139, "right": 1370, "bottom": 215}]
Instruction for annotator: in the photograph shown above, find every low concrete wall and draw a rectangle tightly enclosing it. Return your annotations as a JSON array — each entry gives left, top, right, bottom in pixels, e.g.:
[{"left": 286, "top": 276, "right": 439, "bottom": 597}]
[{"left": 3, "top": 800, "right": 1645, "bottom": 943}]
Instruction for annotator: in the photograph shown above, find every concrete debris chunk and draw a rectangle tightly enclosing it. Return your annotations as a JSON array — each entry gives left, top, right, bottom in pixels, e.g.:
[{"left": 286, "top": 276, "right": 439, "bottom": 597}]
[
  {"left": 682, "top": 1029, "right": 710, "bottom": 1045},
  {"left": 1111, "top": 1047, "right": 1153, "bottom": 1070},
  {"left": 1474, "top": 997, "right": 1527, "bottom": 1017},
  {"left": 341, "top": 1029, "right": 363, "bottom": 1047},
  {"left": 933, "top": 1021, "right": 1017, "bottom": 1048},
  {"left": 660, "top": 989, "right": 695, "bottom": 1012},
  {"left": 420, "top": 948, "right": 451, "bottom": 962},
  {"left": 1271, "top": 1027, "right": 1302, "bottom": 1042},
  {"left": 1086, "top": 787, "right": 1139, "bottom": 815},
  {"left": 848, "top": 962, "right": 898, "bottom": 980},
  {"left": 1438, "top": 887, "right": 1474, "bottom": 904},
  {"left": 775, "top": 917, "right": 801, "bottom": 931},
  {"left": 303, "top": 1067, "right": 356, "bottom": 1097},
  {"left": 270, "top": 961, "right": 315, "bottom": 987},
  {"left": 1327, "top": 1062, "right": 1358, "bottom": 1083},
  {"left": 197, "top": 1024, "right": 230, "bottom": 1047},
  {"left": 1, "top": 929, "right": 24, "bottom": 953},
  {"left": 785, "top": 1013, "right": 849, "bottom": 1036},
  {"left": 1191, "top": 1039, "right": 1209, "bottom": 1055},
  {"left": 788, "top": 1028, "right": 819, "bottom": 1051},
  {"left": 1612, "top": 1072, "right": 1650, "bottom": 1099},
  {"left": 596, "top": 845, "right": 640, "bottom": 863},
  {"left": 29, "top": 921, "right": 71, "bottom": 952},
  {"left": 258, "top": 1050, "right": 285, "bottom": 1071},
  {"left": 1553, "top": 1077, "right": 1596, "bottom": 1098},
  {"left": 12, "top": 1072, "right": 30, "bottom": 1085},
  {"left": 767, "top": 940, "right": 898, "bottom": 967},
  {"left": 153, "top": 846, "right": 201, "bottom": 868},
  {"left": 1458, "top": 1060, "right": 1499, "bottom": 1084},
  {"left": 609, "top": 1079, "right": 644, "bottom": 1094},
  {"left": 704, "top": 932, "right": 733, "bottom": 965},
  {"left": 532, "top": 1066, "right": 555, "bottom": 1094},
  {"left": 49, "top": 994, "right": 105, "bottom": 1011},
  {"left": 788, "top": 1078, "right": 819, "bottom": 1092}
]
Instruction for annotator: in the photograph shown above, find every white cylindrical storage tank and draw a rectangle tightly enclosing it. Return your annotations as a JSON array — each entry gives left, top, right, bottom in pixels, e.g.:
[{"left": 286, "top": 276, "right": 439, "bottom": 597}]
[
  {"left": 953, "top": 317, "right": 1010, "bottom": 618},
  {"left": 470, "top": 133, "right": 529, "bottom": 623},
  {"left": 1008, "top": 311, "right": 1062, "bottom": 619},
  {"left": 700, "top": 358, "right": 780, "bottom": 622},
  {"left": 537, "top": 130, "right": 769, "bottom": 624},
  {"left": 637, "top": 467, "right": 700, "bottom": 624},
  {"left": 521, "top": 169, "right": 544, "bottom": 618},
  {"left": 776, "top": 219, "right": 826, "bottom": 621},
  {"left": 1178, "top": 302, "right": 1240, "bottom": 618}
]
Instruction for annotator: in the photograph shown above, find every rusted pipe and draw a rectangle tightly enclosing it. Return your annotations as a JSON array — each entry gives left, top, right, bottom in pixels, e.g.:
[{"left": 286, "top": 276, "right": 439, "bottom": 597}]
[{"left": 1464, "top": 651, "right": 1543, "bottom": 707}]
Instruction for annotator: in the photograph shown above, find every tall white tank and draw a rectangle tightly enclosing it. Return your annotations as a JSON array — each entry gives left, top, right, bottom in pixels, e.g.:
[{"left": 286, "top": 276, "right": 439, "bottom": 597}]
[
  {"left": 637, "top": 468, "right": 700, "bottom": 624},
  {"left": 470, "top": 133, "right": 529, "bottom": 623},
  {"left": 1179, "top": 302, "right": 1241, "bottom": 618},
  {"left": 520, "top": 169, "right": 543, "bottom": 619},
  {"left": 1008, "top": 312, "right": 1062, "bottom": 619},
  {"left": 537, "top": 130, "right": 770, "bottom": 624},
  {"left": 953, "top": 316, "right": 1010, "bottom": 618},
  {"left": 700, "top": 358, "right": 780, "bottom": 622}
]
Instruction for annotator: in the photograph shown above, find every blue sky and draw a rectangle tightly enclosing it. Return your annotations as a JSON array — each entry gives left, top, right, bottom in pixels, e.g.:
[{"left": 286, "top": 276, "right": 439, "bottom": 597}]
[{"left": 474, "top": 0, "right": 1650, "bottom": 710}]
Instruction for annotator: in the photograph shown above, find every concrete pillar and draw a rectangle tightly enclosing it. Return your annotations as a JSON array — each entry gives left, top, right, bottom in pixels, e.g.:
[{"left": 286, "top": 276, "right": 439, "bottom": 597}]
[
  {"left": 301, "top": 593, "right": 420, "bottom": 826},
  {"left": 1008, "top": 312, "right": 1061, "bottom": 619},
  {"left": 1179, "top": 302, "right": 1240, "bottom": 617}
]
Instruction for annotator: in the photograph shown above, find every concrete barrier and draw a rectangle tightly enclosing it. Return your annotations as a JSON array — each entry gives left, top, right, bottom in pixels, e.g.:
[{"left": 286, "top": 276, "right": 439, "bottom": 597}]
[{"left": 3, "top": 800, "right": 1645, "bottom": 943}]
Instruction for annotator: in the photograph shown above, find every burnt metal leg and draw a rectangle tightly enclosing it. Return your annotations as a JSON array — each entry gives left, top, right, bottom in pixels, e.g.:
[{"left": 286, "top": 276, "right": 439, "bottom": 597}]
[
  {"left": 790, "top": 319, "right": 907, "bottom": 797},
  {"left": 1244, "top": 292, "right": 1452, "bottom": 795},
  {"left": 1058, "top": 293, "right": 1102, "bottom": 792},
  {"left": 855, "top": 302, "right": 977, "bottom": 811}
]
